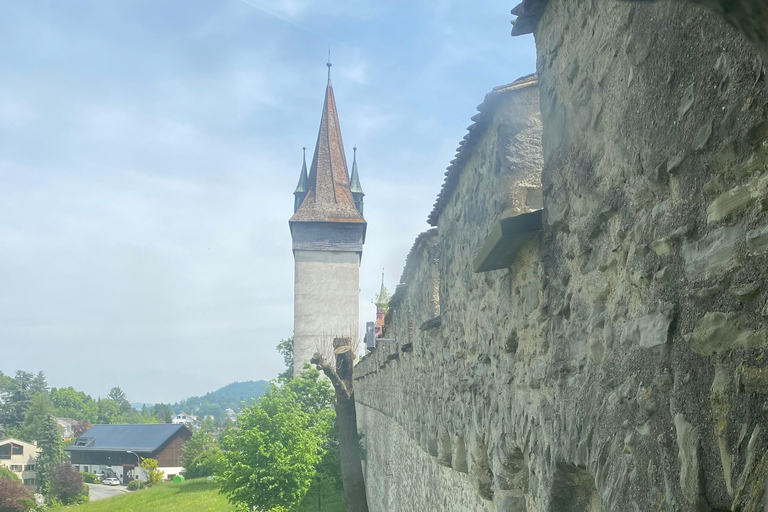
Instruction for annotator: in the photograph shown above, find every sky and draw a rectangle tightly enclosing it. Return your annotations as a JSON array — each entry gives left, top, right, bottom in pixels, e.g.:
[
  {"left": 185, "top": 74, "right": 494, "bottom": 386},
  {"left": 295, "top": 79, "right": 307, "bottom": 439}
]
[{"left": 0, "top": 0, "right": 536, "bottom": 404}]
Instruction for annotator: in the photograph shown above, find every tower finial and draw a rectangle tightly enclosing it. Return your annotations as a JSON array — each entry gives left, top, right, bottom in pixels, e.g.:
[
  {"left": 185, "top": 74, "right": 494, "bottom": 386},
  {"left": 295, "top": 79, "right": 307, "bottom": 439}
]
[{"left": 327, "top": 49, "right": 332, "bottom": 83}]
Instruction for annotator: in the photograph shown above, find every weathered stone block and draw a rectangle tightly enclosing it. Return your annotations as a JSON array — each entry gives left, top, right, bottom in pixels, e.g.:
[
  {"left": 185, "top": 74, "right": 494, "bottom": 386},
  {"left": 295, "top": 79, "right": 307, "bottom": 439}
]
[
  {"left": 686, "top": 312, "right": 765, "bottom": 355},
  {"left": 682, "top": 226, "right": 743, "bottom": 280},
  {"left": 707, "top": 184, "right": 755, "bottom": 223},
  {"left": 674, "top": 414, "right": 701, "bottom": 505},
  {"left": 745, "top": 225, "right": 768, "bottom": 255}
]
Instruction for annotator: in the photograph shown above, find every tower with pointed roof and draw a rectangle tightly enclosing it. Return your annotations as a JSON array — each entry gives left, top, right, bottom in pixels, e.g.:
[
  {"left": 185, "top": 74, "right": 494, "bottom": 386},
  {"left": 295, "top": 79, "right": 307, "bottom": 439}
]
[{"left": 289, "top": 61, "right": 366, "bottom": 375}]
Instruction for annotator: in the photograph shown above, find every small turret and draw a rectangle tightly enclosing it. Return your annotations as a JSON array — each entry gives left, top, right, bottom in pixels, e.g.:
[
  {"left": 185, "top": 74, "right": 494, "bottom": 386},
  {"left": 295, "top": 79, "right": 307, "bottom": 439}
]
[
  {"left": 349, "top": 146, "right": 365, "bottom": 216},
  {"left": 293, "top": 147, "right": 308, "bottom": 213}
]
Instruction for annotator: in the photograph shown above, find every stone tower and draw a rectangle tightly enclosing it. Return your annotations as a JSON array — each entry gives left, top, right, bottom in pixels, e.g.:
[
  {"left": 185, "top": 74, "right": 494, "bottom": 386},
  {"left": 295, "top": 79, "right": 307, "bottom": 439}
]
[{"left": 289, "top": 62, "right": 366, "bottom": 375}]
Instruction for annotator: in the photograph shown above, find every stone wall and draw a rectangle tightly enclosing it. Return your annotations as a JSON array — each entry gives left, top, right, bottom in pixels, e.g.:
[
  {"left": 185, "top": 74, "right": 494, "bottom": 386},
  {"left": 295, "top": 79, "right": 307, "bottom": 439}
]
[{"left": 355, "top": 1, "right": 767, "bottom": 511}]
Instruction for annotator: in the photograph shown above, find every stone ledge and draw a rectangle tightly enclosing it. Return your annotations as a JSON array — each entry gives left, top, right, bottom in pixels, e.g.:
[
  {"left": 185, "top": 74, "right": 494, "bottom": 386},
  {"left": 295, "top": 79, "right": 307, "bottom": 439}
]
[{"left": 472, "top": 210, "right": 543, "bottom": 272}]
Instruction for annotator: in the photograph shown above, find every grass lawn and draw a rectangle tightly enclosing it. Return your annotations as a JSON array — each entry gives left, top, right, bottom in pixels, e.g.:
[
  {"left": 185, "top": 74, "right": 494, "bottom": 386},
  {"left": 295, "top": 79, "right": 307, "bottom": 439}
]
[
  {"left": 63, "top": 478, "right": 345, "bottom": 512},
  {"left": 63, "top": 479, "right": 235, "bottom": 512}
]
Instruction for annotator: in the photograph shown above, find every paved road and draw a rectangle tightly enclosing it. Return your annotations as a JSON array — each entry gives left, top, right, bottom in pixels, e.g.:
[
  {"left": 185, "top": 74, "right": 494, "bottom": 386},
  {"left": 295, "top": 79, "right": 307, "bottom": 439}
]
[{"left": 88, "top": 483, "right": 129, "bottom": 501}]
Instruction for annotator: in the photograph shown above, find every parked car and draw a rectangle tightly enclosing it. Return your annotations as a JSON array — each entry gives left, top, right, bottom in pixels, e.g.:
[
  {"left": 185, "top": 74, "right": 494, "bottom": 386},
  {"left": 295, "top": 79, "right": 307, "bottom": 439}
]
[{"left": 102, "top": 477, "right": 120, "bottom": 486}]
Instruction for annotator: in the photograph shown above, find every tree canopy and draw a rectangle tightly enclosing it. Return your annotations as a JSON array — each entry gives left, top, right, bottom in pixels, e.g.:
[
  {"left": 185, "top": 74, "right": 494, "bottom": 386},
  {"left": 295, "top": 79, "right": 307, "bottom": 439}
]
[{"left": 219, "top": 368, "right": 335, "bottom": 512}]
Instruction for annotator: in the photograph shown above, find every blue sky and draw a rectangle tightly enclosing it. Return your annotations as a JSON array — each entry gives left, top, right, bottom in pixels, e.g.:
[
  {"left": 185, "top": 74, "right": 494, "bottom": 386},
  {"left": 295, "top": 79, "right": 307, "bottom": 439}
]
[{"left": 0, "top": 0, "right": 536, "bottom": 403}]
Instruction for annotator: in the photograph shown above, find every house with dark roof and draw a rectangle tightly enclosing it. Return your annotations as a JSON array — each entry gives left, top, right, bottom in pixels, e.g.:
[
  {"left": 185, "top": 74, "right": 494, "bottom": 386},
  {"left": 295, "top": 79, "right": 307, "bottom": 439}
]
[{"left": 65, "top": 423, "right": 192, "bottom": 484}]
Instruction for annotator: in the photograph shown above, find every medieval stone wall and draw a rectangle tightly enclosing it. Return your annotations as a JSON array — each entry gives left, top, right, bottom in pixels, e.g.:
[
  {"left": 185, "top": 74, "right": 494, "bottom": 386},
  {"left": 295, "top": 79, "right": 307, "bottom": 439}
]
[{"left": 355, "top": 1, "right": 767, "bottom": 511}]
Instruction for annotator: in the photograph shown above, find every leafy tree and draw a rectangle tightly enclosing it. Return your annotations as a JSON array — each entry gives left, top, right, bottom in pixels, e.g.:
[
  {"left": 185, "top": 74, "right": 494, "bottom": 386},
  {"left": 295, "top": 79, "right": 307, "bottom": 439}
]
[
  {"left": 140, "top": 458, "right": 163, "bottom": 486},
  {"left": 0, "top": 371, "right": 46, "bottom": 432},
  {"left": 276, "top": 337, "right": 294, "bottom": 381},
  {"left": 50, "top": 387, "right": 98, "bottom": 423},
  {"left": 185, "top": 449, "right": 224, "bottom": 480},
  {"left": 200, "top": 416, "right": 218, "bottom": 433},
  {"left": 0, "top": 478, "right": 33, "bottom": 512},
  {"left": 182, "top": 431, "right": 217, "bottom": 470},
  {"left": 183, "top": 430, "right": 223, "bottom": 479},
  {"left": 0, "top": 468, "right": 18, "bottom": 482},
  {"left": 49, "top": 463, "right": 87, "bottom": 505},
  {"left": 219, "top": 377, "right": 333, "bottom": 512},
  {"left": 35, "top": 415, "right": 63, "bottom": 499},
  {"left": 149, "top": 404, "right": 173, "bottom": 423},
  {"left": 20, "top": 393, "right": 54, "bottom": 443}
]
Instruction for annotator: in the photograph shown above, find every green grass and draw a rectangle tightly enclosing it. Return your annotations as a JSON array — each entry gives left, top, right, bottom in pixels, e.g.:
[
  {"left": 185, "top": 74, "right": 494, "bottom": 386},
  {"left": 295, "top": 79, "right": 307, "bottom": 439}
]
[
  {"left": 63, "top": 480, "right": 235, "bottom": 512},
  {"left": 64, "top": 478, "right": 345, "bottom": 512}
]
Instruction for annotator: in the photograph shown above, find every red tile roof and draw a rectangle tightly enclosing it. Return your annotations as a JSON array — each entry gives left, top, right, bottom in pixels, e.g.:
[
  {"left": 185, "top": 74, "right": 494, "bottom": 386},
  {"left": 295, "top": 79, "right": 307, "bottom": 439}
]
[{"left": 290, "top": 78, "right": 365, "bottom": 224}]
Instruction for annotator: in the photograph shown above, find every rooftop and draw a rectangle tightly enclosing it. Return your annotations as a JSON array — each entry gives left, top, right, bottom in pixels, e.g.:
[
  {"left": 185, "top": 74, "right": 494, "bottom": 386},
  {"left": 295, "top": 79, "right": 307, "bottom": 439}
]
[
  {"left": 290, "top": 67, "right": 365, "bottom": 225},
  {"left": 65, "top": 423, "right": 190, "bottom": 454}
]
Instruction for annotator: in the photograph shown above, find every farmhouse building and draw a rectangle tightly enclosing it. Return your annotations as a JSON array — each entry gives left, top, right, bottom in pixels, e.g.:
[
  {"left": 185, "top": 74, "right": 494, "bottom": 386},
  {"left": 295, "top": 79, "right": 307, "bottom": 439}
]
[{"left": 66, "top": 423, "right": 192, "bottom": 483}]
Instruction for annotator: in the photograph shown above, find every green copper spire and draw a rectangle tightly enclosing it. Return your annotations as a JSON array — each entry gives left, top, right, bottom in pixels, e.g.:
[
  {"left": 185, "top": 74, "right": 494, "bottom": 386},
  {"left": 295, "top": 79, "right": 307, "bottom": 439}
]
[
  {"left": 349, "top": 146, "right": 365, "bottom": 216},
  {"left": 350, "top": 146, "right": 364, "bottom": 195},
  {"left": 293, "top": 147, "right": 309, "bottom": 212}
]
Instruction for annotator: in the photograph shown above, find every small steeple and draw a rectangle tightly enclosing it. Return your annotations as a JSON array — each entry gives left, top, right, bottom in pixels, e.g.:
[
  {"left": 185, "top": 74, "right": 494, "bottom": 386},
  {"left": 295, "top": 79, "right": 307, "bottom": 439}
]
[
  {"left": 350, "top": 146, "right": 365, "bottom": 216},
  {"left": 293, "top": 147, "right": 309, "bottom": 213}
]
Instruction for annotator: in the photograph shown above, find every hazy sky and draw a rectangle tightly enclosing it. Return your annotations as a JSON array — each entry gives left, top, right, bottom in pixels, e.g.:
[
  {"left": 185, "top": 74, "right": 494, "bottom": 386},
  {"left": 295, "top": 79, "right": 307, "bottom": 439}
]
[{"left": 0, "top": 0, "right": 536, "bottom": 403}]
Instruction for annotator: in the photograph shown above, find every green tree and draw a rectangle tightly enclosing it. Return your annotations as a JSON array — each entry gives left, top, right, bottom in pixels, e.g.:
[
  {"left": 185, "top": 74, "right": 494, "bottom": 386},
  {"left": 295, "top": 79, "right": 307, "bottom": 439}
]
[
  {"left": 96, "top": 398, "right": 120, "bottom": 424},
  {"left": 219, "top": 376, "right": 333, "bottom": 512},
  {"left": 276, "top": 337, "right": 294, "bottom": 381},
  {"left": 36, "top": 414, "right": 63, "bottom": 499},
  {"left": 182, "top": 430, "right": 218, "bottom": 470},
  {"left": 20, "top": 393, "right": 54, "bottom": 443},
  {"left": 185, "top": 449, "right": 224, "bottom": 480},
  {"left": 0, "top": 467, "right": 19, "bottom": 481},
  {"left": 139, "top": 458, "right": 163, "bottom": 485},
  {"left": 50, "top": 387, "right": 98, "bottom": 423},
  {"left": 0, "top": 371, "right": 46, "bottom": 432},
  {"left": 107, "top": 387, "right": 132, "bottom": 413},
  {"left": 151, "top": 404, "right": 173, "bottom": 423}
]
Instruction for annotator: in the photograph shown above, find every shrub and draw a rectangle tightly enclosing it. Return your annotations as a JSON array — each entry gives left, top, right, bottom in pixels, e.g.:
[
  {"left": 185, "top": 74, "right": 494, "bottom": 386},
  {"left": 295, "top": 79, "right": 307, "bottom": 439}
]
[
  {"left": 0, "top": 478, "right": 34, "bottom": 511},
  {"left": 184, "top": 449, "right": 224, "bottom": 479},
  {"left": 80, "top": 472, "right": 99, "bottom": 484},
  {"left": 127, "top": 480, "right": 141, "bottom": 491},
  {"left": 49, "top": 463, "right": 85, "bottom": 505},
  {"left": 0, "top": 468, "right": 18, "bottom": 482},
  {"left": 140, "top": 458, "right": 163, "bottom": 486}
]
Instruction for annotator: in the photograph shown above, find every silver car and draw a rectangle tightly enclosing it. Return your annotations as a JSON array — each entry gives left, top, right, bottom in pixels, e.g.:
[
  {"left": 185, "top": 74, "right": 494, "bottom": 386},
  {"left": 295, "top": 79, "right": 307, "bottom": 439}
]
[{"left": 102, "top": 477, "right": 120, "bottom": 486}]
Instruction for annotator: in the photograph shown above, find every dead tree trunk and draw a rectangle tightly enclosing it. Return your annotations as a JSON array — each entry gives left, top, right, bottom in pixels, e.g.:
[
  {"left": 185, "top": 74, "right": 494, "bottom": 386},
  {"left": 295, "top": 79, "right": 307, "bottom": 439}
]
[{"left": 311, "top": 337, "right": 369, "bottom": 512}]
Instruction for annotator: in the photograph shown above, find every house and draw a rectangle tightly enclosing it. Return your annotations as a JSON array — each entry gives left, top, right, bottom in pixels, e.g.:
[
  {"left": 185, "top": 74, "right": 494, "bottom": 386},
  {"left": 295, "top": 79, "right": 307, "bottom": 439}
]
[
  {"left": 56, "top": 418, "right": 76, "bottom": 440},
  {"left": 65, "top": 424, "right": 192, "bottom": 484},
  {"left": 171, "top": 413, "right": 199, "bottom": 429},
  {"left": 0, "top": 438, "right": 40, "bottom": 486}
]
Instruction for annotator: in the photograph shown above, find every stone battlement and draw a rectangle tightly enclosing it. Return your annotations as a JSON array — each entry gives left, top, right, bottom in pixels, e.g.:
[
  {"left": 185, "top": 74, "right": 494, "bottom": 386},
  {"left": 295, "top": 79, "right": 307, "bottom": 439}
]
[{"left": 354, "top": 1, "right": 767, "bottom": 510}]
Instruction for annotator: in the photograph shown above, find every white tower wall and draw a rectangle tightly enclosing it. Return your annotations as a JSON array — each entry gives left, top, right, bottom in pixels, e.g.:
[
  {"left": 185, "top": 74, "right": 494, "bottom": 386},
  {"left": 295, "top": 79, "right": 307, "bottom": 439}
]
[{"left": 293, "top": 250, "right": 360, "bottom": 375}]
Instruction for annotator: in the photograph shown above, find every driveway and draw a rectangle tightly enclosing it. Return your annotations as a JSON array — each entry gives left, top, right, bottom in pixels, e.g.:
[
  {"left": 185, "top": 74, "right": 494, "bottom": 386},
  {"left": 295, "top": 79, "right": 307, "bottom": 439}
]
[{"left": 87, "top": 483, "right": 129, "bottom": 502}]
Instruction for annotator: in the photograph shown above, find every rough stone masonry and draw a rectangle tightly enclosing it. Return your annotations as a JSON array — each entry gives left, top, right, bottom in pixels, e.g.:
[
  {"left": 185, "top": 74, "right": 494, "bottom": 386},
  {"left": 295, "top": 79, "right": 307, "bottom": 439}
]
[{"left": 354, "top": 1, "right": 767, "bottom": 511}]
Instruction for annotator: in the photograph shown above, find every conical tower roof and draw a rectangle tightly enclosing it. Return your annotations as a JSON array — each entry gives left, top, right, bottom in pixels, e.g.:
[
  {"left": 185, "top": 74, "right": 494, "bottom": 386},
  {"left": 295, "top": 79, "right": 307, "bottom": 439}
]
[
  {"left": 290, "top": 64, "right": 364, "bottom": 224},
  {"left": 294, "top": 147, "right": 308, "bottom": 195},
  {"left": 349, "top": 146, "right": 364, "bottom": 196}
]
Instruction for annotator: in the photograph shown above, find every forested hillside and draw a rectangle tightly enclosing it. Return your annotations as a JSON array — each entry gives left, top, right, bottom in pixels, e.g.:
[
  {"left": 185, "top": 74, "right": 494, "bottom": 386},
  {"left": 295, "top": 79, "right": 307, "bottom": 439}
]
[
  {"left": 0, "top": 370, "right": 268, "bottom": 443},
  {"left": 171, "top": 380, "right": 268, "bottom": 422}
]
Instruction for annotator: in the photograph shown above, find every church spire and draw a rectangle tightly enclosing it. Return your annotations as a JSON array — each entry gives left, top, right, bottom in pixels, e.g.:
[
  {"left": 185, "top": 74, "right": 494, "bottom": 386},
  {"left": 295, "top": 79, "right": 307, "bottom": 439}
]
[
  {"left": 293, "top": 147, "right": 308, "bottom": 212},
  {"left": 289, "top": 61, "right": 365, "bottom": 225},
  {"left": 349, "top": 146, "right": 365, "bottom": 215}
]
